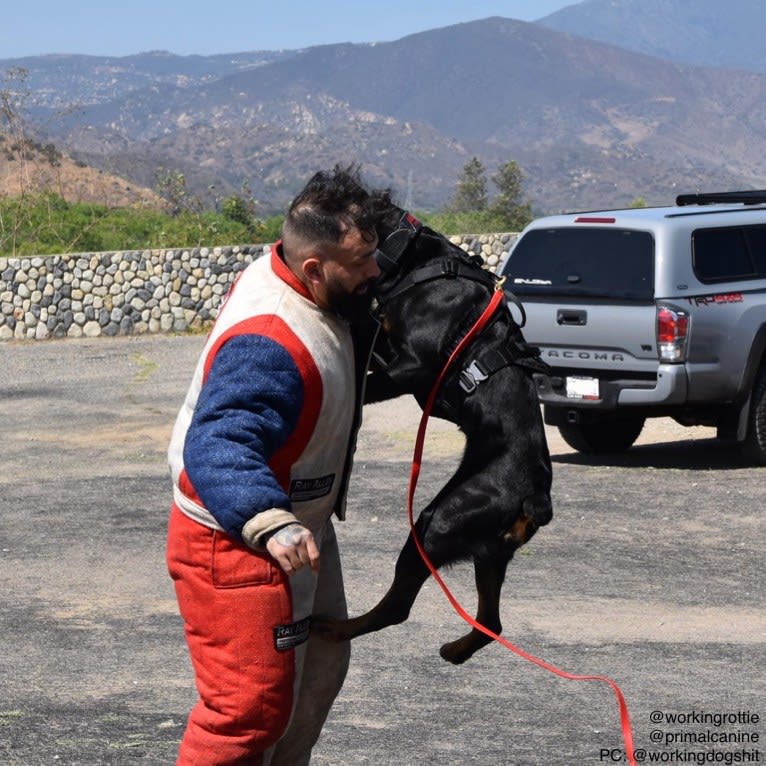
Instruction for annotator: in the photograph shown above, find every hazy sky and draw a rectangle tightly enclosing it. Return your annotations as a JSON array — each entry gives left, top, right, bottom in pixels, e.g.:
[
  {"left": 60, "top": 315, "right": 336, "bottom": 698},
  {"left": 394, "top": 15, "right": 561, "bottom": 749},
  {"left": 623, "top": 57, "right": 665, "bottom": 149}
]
[{"left": 3, "top": 1, "right": 577, "bottom": 59}]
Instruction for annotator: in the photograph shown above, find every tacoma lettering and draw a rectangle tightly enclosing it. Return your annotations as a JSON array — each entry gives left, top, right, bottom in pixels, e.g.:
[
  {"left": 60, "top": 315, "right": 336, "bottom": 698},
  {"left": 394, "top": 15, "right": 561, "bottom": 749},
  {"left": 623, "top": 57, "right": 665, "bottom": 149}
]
[{"left": 545, "top": 350, "right": 625, "bottom": 362}]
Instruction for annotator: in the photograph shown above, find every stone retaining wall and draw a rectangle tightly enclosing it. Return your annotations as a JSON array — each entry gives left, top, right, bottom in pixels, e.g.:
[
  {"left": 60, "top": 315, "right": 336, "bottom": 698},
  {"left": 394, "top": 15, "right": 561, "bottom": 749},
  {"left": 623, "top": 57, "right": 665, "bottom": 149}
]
[{"left": 0, "top": 233, "right": 518, "bottom": 341}]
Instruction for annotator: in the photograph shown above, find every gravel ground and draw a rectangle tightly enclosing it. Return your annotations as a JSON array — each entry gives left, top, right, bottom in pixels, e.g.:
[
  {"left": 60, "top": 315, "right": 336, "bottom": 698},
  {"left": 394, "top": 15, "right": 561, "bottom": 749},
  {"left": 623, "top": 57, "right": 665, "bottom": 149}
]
[{"left": 1, "top": 334, "right": 763, "bottom": 766}]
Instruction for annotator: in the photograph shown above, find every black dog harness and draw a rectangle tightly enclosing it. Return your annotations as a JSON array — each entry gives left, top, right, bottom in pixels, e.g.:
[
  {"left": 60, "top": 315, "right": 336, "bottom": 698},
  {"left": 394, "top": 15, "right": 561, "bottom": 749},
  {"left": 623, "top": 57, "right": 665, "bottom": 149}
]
[
  {"left": 374, "top": 210, "right": 549, "bottom": 402},
  {"left": 457, "top": 324, "right": 550, "bottom": 394},
  {"left": 376, "top": 211, "right": 499, "bottom": 303},
  {"left": 375, "top": 211, "right": 423, "bottom": 275}
]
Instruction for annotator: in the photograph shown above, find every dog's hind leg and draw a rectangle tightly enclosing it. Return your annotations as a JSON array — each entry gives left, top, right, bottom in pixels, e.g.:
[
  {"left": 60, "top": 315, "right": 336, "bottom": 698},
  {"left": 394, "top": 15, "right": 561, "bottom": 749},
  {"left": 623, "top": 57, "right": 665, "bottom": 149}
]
[
  {"left": 438, "top": 557, "right": 509, "bottom": 665},
  {"left": 312, "top": 532, "right": 433, "bottom": 643}
]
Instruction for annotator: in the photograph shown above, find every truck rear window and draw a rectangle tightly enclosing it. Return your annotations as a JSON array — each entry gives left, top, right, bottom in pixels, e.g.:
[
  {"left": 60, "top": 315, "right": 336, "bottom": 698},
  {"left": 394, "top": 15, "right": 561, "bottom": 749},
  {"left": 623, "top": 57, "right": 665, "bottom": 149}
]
[{"left": 501, "top": 227, "right": 655, "bottom": 300}]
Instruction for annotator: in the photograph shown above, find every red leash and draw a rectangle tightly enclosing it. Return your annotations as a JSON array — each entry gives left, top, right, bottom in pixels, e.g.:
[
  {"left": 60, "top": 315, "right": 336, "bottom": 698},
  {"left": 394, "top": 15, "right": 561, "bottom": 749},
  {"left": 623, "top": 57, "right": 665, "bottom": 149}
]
[{"left": 407, "top": 284, "right": 637, "bottom": 766}]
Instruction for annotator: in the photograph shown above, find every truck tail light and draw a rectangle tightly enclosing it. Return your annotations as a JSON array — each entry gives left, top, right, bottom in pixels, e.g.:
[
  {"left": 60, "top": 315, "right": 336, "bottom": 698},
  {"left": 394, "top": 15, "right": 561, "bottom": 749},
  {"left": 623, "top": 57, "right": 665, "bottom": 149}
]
[{"left": 656, "top": 305, "right": 689, "bottom": 362}]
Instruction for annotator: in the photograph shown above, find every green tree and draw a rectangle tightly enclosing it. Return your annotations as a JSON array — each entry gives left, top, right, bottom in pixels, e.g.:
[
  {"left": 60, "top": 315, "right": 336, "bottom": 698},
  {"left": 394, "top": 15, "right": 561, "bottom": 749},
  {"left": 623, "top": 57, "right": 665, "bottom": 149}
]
[
  {"left": 221, "top": 181, "right": 263, "bottom": 239},
  {"left": 450, "top": 157, "right": 488, "bottom": 213},
  {"left": 222, "top": 195, "right": 252, "bottom": 226},
  {"left": 155, "top": 168, "right": 199, "bottom": 217},
  {"left": 442, "top": 157, "right": 533, "bottom": 232},
  {"left": 489, "top": 160, "right": 532, "bottom": 231},
  {"left": 260, "top": 215, "right": 284, "bottom": 244}
]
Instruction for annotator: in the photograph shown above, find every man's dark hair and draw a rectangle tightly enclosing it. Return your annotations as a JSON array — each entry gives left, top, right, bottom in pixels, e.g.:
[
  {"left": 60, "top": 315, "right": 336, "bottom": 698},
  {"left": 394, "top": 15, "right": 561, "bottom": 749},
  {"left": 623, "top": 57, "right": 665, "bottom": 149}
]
[{"left": 284, "top": 164, "right": 391, "bottom": 246}]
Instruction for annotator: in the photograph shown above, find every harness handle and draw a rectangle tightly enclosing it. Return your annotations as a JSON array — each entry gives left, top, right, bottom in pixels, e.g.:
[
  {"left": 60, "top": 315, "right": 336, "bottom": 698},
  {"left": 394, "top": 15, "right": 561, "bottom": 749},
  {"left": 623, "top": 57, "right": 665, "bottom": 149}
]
[
  {"left": 406, "top": 285, "right": 637, "bottom": 766},
  {"left": 377, "top": 211, "right": 423, "bottom": 274}
]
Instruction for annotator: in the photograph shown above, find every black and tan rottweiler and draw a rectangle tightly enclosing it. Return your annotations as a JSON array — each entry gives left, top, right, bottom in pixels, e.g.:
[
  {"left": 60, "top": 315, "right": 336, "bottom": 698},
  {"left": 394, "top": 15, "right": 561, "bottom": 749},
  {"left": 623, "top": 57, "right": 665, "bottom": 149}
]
[{"left": 314, "top": 204, "right": 553, "bottom": 664}]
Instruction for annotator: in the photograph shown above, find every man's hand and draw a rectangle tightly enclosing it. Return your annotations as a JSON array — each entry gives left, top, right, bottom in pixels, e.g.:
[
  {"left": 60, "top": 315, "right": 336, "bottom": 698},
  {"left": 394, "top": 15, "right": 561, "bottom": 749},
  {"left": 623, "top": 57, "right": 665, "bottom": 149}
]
[{"left": 265, "top": 523, "right": 320, "bottom": 576}]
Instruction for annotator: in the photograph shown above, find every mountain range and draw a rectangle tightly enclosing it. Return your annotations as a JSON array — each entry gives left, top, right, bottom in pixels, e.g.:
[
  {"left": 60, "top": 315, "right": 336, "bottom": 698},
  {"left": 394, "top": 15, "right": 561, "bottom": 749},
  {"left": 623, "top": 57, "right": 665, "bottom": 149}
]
[
  {"left": 3, "top": 0, "right": 766, "bottom": 216},
  {"left": 540, "top": 0, "right": 766, "bottom": 73}
]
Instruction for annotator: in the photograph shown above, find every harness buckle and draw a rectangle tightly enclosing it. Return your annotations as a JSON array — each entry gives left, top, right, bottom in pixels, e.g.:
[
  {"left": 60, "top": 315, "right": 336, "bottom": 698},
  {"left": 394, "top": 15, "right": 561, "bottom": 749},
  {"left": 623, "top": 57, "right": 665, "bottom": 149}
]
[
  {"left": 442, "top": 258, "right": 460, "bottom": 278},
  {"left": 458, "top": 359, "right": 489, "bottom": 394}
]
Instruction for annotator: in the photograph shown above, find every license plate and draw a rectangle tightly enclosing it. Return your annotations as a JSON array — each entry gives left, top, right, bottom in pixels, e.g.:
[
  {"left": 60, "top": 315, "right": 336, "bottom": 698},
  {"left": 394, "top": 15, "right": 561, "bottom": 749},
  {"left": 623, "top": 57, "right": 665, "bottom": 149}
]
[{"left": 566, "top": 376, "right": 600, "bottom": 400}]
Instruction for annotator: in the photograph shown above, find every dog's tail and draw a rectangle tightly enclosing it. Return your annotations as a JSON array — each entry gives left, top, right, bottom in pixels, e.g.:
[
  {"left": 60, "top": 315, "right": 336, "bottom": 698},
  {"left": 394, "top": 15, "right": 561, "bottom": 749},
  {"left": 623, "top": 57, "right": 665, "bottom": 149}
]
[{"left": 523, "top": 492, "right": 553, "bottom": 526}]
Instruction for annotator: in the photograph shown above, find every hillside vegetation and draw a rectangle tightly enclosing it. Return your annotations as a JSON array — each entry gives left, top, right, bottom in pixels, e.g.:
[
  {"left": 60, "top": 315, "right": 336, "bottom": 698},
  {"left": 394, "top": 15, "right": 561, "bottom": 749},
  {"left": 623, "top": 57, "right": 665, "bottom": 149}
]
[{"left": 0, "top": 133, "right": 531, "bottom": 256}]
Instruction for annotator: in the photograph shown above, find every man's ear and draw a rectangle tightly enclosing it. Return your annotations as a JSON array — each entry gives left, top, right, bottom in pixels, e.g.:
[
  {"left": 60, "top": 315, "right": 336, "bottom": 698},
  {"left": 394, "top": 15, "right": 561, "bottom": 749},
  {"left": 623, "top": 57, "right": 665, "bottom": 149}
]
[{"left": 302, "top": 257, "right": 324, "bottom": 286}]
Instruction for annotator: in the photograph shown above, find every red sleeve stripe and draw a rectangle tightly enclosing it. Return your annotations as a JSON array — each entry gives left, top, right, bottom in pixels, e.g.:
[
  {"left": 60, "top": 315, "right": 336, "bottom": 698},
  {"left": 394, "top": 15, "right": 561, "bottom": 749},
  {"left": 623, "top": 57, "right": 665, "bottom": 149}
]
[{"left": 202, "top": 315, "right": 322, "bottom": 492}]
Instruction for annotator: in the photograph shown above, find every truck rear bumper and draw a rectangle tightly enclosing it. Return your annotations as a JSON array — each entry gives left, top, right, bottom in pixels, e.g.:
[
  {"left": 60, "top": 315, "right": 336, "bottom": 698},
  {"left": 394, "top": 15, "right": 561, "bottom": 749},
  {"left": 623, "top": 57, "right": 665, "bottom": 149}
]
[{"left": 535, "top": 364, "right": 688, "bottom": 411}]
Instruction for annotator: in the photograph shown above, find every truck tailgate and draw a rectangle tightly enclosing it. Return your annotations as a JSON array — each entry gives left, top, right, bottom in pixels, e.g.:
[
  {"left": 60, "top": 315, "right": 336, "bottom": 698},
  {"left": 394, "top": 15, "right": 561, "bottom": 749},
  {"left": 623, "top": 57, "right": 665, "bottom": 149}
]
[{"left": 515, "top": 299, "right": 660, "bottom": 372}]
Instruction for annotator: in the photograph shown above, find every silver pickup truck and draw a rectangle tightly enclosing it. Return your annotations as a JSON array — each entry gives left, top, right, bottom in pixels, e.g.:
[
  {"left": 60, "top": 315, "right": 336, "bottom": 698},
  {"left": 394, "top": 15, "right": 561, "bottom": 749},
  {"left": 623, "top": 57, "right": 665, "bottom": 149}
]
[{"left": 497, "top": 190, "right": 766, "bottom": 463}]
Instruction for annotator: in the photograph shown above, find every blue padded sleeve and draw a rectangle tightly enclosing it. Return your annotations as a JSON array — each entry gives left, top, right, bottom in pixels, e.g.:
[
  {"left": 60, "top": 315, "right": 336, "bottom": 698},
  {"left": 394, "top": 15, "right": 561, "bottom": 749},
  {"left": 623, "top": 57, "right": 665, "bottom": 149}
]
[{"left": 183, "top": 334, "right": 304, "bottom": 538}]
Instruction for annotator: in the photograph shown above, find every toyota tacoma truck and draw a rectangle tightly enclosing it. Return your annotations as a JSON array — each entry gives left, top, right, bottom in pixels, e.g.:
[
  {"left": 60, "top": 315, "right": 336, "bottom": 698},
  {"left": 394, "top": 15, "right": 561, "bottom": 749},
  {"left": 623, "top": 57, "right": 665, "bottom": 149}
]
[{"left": 497, "top": 190, "right": 766, "bottom": 463}]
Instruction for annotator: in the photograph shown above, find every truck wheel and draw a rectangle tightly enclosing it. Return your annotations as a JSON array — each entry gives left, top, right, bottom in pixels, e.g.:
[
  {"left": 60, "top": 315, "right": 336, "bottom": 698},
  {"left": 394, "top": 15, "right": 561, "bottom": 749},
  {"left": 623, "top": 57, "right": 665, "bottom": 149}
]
[
  {"left": 558, "top": 417, "right": 645, "bottom": 454},
  {"left": 741, "top": 365, "right": 766, "bottom": 465}
]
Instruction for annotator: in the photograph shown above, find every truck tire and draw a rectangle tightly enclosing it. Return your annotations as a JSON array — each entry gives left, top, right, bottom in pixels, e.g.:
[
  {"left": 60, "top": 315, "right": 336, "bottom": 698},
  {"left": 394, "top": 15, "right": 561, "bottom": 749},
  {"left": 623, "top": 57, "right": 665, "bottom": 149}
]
[
  {"left": 558, "top": 417, "right": 645, "bottom": 454},
  {"left": 741, "top": 365, "right": 766, "bottom": 465}
]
